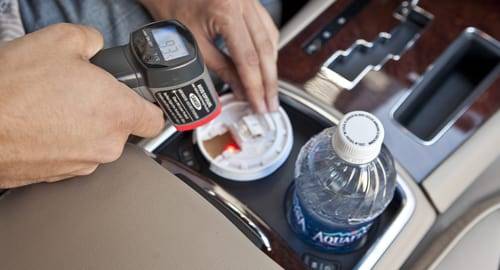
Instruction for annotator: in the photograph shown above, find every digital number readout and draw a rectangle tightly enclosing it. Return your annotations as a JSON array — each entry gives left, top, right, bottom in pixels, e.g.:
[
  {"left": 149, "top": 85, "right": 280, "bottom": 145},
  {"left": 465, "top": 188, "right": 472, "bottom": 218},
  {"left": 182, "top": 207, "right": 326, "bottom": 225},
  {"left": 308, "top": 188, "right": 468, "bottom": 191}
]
[{"left": 152, "top": 27, "right": 189, "bottom": 61}]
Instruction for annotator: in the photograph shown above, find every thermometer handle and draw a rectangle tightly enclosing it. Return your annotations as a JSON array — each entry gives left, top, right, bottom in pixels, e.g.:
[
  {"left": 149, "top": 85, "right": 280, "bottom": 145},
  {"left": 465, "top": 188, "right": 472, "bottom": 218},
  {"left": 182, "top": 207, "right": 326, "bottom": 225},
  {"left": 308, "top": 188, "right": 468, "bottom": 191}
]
[
  {"left": 91, "top": 46, "right": 154, "bottom": 102},
  {"left": 91, "top": 45, "right": 143, "bottom": 89}
]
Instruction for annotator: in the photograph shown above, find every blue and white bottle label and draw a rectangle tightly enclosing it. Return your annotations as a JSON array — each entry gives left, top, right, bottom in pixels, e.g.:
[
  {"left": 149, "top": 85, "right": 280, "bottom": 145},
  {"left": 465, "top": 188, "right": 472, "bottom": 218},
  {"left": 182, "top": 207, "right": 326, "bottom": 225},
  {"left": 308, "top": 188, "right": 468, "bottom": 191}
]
[{"left": 289, "top": 191, "right": 372, "bottom": 251}]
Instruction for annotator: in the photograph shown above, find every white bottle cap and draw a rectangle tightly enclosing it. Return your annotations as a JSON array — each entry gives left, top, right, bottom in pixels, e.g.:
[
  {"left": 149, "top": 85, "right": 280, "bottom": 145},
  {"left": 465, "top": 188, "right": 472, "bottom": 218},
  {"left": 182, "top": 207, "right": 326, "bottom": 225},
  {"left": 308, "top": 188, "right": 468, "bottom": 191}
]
[
  {"left": 333, "top": 111, "right": 384, "bottom": 164},
  {"left": 194, "top": 94, "right": 293, "bottom": 181}
]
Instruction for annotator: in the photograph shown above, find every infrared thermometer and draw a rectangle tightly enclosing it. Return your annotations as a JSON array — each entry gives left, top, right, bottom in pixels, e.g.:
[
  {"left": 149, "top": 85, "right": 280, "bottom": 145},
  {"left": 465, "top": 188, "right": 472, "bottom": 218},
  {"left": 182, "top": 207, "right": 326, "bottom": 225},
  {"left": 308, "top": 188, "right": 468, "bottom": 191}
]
[{"left": 91, "top": 20, "right": 221, "bottom": 131}]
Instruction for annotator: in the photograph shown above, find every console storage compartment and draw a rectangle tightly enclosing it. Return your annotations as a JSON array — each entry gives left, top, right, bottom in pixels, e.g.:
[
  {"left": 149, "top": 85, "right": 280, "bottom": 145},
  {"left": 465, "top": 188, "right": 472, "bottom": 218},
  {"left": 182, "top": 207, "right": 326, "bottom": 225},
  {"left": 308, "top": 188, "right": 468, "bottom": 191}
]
[{"left": 394, "top": 29, "right": 500, "bottom": 142}]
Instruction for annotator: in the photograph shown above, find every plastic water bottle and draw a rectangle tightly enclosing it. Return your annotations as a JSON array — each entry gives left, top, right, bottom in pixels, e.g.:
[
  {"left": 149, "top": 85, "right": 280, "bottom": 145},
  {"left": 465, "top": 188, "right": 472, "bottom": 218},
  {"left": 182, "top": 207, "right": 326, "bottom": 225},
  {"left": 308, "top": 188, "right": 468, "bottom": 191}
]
[{"left": 287, "top": 111, "right": 396, "bottom": 252}]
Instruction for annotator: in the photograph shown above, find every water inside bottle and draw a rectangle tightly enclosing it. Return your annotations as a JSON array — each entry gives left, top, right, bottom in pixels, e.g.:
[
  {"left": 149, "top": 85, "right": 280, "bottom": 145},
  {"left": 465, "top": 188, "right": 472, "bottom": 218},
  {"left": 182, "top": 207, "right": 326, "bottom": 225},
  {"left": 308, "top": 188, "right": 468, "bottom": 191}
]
[{"left": 288, "top": 111, "right": 396, "bottom": 252}]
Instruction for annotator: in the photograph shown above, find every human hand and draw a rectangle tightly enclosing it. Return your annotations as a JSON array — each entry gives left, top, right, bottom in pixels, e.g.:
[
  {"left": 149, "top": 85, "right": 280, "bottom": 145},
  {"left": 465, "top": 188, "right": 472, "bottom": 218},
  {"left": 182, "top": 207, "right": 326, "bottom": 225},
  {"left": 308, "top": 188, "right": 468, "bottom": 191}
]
[
  {"left": 0, "top": 24, "right": 165, "bottom": 188},
  {"left": 141, "top": 0, "right": 280, "bottom": 113}
]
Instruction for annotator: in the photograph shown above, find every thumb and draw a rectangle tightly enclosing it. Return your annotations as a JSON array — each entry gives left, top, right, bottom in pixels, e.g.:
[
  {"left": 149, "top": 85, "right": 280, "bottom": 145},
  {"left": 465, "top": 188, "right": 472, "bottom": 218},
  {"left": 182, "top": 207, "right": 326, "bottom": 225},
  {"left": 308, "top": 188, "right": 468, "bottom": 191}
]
[
  {"left": 71, "top": 24, "right": 105, "bottom": 59},
  {"left": 128, "top": 93, "right": 166, "bottom": 138}
]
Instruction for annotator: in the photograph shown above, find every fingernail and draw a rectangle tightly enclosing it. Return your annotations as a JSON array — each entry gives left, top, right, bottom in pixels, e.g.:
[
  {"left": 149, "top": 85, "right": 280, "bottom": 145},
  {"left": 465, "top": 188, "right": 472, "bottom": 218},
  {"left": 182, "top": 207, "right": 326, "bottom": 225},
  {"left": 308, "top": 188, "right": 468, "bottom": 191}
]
[
  {"left": 255, "top": 102, "right": 268, "bottom": 114},
  {"left": 269, "top": 96, "right": 280, "bottom": 112}
]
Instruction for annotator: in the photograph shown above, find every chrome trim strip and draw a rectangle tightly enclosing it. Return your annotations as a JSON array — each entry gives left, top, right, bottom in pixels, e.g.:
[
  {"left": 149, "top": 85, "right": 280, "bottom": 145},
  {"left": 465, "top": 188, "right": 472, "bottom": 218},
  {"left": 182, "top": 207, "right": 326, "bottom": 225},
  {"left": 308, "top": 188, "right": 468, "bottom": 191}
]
[
  {"left": 138, "top": 83, "right": 417, "bottom": 270},
  {"left": 179, "top": 179, "right": 273, "bottom": 252},
  {"left": 321, "top": 3, "right": 432, "bottom": 90},
  {"left": 278, "top": 80, "right": 344, "bottom": 123},
  {"left": 355, "top": 175, "right": 415, "bottom": 270},
  {"left": 138, "top": 123, "right": 177, "bottom": 153},
  {"left": 322, "top": 34, "right": 392, "bottom": 90},
  {"left": 157, "top": 158, "right": 276, "bottom": 253},
  {"left": 203, "top": 186, "right": 273, "bottom": 252}
]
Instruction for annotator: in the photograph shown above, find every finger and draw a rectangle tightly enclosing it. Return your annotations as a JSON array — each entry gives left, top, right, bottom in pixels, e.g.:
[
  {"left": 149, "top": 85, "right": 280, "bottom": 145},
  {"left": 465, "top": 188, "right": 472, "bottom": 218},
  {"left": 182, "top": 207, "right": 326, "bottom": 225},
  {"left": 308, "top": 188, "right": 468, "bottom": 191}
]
[
  {"left": 41, "top": 175, "right": 72, "bottom": 183},
  {"left": 42, "top": 23, "right": 104, "bottom": 59},
  {"left": 74, "top": 24, "right": 105, "bottom": 59},
  {"left": 0, "top": 162, "right": 99, "bottom": 188},
  {"left": 70, "top": 164, "right": 99, "bottom": 176},
  {"left": 39, "top": 173, "right": 78, "bottom": 185},
  {"left": 216, "top": 13, "right": 267, "bottom": 113},
  {"left": 0, "top": 177, "right": 42, "bottom": 189},
  {"left": 39, "top": 162, "right": 100, "bottom": 182},
  {"left": 244, "top": 2, "right": 279, "bottom": 111},
  {"left": 197, "top": 35, "right": 245, "bottom": 100},
  {"left": 254, "top": 1, "right": 280, "bottom": 110},
  {"left": 41, "top": 164, "right": 96, "bottom": 183},
  {"left": 253, "top": 1, "right": 280, "bottom": 60},
  {"left": 42, "top": 164, "right": 96, "bottom": 183},
  {"left": 125, "top": 88, "right": 165, "bottom": 138}
]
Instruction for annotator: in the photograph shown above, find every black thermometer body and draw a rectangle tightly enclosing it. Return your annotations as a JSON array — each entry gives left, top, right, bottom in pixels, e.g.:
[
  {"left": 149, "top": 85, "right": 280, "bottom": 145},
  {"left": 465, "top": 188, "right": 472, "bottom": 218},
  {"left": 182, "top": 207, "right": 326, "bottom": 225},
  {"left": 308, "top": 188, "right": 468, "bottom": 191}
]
[{"left": 91, "top": 20, "right": 220, "bottom": 131}]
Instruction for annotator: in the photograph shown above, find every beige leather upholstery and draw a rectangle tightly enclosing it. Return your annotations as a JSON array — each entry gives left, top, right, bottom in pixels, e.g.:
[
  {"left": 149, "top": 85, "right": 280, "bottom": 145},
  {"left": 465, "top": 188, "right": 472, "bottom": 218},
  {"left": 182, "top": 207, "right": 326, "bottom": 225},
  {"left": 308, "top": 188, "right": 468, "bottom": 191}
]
[
  {"left": 423, "top": 111, "right": 500, "bottom": 212},
  {"left": 410, "top": 193, "right": 500, "bottom": 270},
  {"left": 0, "top": 145, "right": 282, "bottom": 270},
  {"left": 406, "top": 156, "right": 500, "bottom": 269},
  {"left": 433, "top": 205, "right": 500, "bottom": 270}
]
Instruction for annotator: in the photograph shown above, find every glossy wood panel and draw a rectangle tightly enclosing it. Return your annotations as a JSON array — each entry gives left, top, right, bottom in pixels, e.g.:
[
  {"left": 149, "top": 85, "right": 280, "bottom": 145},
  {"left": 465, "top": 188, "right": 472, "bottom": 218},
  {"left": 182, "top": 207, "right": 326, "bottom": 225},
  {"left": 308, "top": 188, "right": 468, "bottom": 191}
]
[
  {"left": 278, "top": 0, "right": 500, "bottom": 84},
  {"left": 278, "top": 0, "right": 500, "bottom": 182},
  {"left": 383, "top": 0, "right": 500, "bottom": 83},
  {"left": 278, "top": 0, "right": 402, "bottom": 84}
]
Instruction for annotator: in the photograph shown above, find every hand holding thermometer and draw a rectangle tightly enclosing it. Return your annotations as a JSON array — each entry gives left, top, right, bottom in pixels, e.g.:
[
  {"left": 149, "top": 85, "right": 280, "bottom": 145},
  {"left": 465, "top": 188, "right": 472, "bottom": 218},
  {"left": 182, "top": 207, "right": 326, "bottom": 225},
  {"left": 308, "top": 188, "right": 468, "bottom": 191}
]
[{"left": 91, "top": 20, "right": 221, "bottom": 131}]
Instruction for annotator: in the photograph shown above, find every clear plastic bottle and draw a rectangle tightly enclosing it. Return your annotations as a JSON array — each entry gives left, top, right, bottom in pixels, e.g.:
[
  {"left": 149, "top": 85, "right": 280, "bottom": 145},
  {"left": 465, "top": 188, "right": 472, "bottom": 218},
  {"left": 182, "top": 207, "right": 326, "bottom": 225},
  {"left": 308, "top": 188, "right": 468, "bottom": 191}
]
[{"left": 287, "top": 111, "right": 396, "bottom": 252}]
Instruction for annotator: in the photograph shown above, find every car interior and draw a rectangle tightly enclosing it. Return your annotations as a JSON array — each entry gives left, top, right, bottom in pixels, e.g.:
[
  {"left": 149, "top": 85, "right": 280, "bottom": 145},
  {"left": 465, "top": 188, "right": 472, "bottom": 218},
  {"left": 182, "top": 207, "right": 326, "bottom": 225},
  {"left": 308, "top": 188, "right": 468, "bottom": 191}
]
[{"left": 0, "top": 0, "right": 499, "bottom": 269}]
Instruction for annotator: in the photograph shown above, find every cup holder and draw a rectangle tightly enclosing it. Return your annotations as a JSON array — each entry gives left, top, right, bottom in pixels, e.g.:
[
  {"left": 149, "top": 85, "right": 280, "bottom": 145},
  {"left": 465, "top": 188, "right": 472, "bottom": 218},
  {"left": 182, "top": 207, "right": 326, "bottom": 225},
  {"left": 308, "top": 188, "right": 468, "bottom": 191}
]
[
  {"left": 283, "top": 183, "right": 379, "bottom": 254},
  {"left": 150, "top": 90, "right": 415, "bottom": 270}
]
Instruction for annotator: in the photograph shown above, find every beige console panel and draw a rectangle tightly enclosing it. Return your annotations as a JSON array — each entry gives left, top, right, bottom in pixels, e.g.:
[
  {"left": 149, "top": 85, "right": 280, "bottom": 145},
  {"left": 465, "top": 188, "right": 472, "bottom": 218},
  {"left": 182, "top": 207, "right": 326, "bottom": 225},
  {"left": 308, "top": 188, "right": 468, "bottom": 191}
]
[{"left": 0, "top": 145, "right": 281, "bottom": 270}]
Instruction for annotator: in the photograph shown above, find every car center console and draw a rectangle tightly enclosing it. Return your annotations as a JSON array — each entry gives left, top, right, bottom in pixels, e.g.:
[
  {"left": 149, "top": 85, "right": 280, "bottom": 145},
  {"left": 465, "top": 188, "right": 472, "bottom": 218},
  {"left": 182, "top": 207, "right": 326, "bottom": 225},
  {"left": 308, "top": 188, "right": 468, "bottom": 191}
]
[
  {"left": 138, "top": 1, "right": 499, "bottom": 269},
  {"left": 0, "top": 1, "right": 498, "bottom": 270},
  {"left": 150, "top": 90, "right": 415, "bottom": 270}
]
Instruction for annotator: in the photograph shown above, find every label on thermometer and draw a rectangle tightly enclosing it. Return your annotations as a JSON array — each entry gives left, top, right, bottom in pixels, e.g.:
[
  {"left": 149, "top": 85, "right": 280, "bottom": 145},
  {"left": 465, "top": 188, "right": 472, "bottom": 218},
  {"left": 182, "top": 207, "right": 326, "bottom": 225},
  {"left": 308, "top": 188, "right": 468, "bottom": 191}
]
[{"left": 154, "top": 79, "right": 219, "bottom": 130}]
